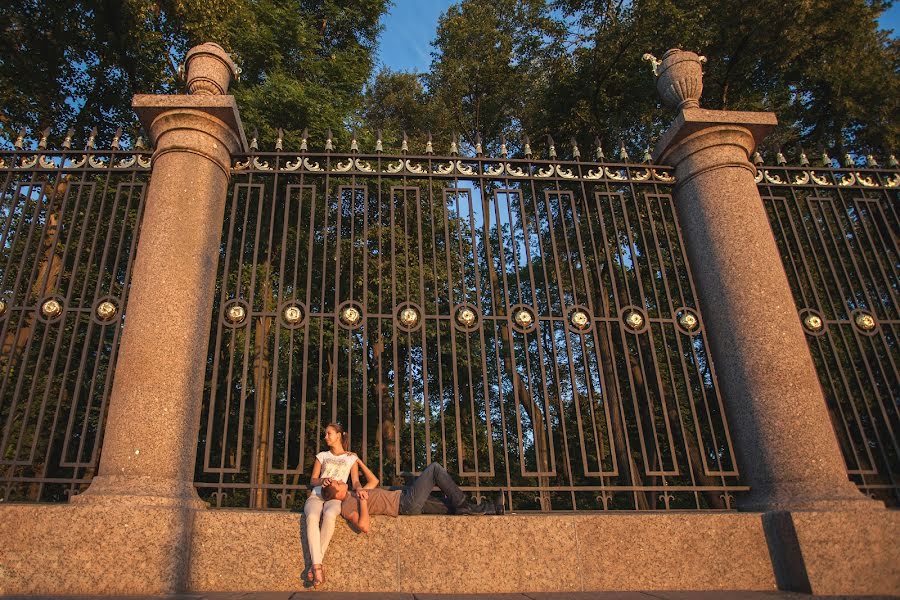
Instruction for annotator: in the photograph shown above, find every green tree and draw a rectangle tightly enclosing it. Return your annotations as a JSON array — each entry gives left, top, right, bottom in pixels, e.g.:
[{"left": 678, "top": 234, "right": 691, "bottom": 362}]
[{"left": 0, "top": 0, "right": 388, "bottom": 146}]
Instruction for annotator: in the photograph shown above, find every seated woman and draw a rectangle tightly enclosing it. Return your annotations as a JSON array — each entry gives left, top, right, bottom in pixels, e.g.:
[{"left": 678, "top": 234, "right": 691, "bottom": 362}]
[
  {"left": 321, "top": 462, "right": 503, "bottom": 533},
  {"left": 304, "top": 422, "right": 368, "bottom": 587}
]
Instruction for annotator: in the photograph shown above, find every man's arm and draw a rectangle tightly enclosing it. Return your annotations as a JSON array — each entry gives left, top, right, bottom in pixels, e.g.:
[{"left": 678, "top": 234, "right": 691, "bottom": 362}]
[
  {"left": 347, "top": 495, "right": 371, "bottom": 533},
  {"left": 357, "top": 459, "right": 379, "bottom": 489}
]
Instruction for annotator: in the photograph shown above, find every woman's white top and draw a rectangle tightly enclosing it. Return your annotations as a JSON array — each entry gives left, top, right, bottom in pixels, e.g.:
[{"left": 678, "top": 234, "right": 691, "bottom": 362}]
[{"left": 312, "top": 450, "right": 358, "bottom": 497}]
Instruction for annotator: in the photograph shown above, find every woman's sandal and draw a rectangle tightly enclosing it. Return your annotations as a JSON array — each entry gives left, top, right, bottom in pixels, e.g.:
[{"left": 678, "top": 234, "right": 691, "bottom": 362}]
[{"left": 312, "top": 564, "right": 325, "bottom": 588}]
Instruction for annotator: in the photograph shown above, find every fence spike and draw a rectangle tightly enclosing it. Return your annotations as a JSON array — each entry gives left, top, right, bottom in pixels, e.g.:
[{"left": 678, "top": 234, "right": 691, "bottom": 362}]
[
  {"left": 13, "top": 127, "right": 26, "bottom": 149},
  {"left": 38, "top": 127, "right": 50, "bottom": 150},
  {"left": 111, "top": 127, "right": 123, "bottom": 150},
  {"left": 275, "top": 128, "right": 284, "bottom": 151},
  {"left": 547, "top": 135, "right": 556, "bottom": 159},
  {"left": 249, "top": 128, "right": 259, "bottom": 151},
  {"left": 300, "top": 128, "right": 308, "bottom": 152},
  {"left": 618, "top": 140, "right": 629, "bottom": 162},
  {"left": 475, "top": 133, "right": 483, "bottom": 156},
  {"left": 594, "top": 138, "right": 605, "bottom": 161},
  {"left": 776, "top": 149, "right": 787, "bottom": 166},
  {"left": 866, "top": 154, "right": 878, "bottom": 168},
  {"left": 571, "top": 137, "right": 580, "bottom": 160},
  {"left": 843, "top": 152, "right": 854, "bottom": 168},
  {"left": 752, "top": 151, "right": 764, "bottom": 165},
  {"left": 820, "top": 151, "right": 832, "bottom": 167},
  {"left": 889, "top": 154, "right": 898, "bottom": 168},
  {"left": 325, "top": 129, "right": 334, "bottom": 152},
  {"left": 86, "top": 127, "right": 98, "bottom": 150},
  {"left": 798, "top": 146, "right": 810, "bottom": 167},
  {"left": 642, "top": 147, "right": 652, "bottom": 163},
  {"left": 350, "top": 130, "right": 359, "bottom": 153},
  {"left": 450, "top": 134, "right": 458, "bottom": 156},
  {"left": 62, "top": 128, "right": 75, "bottom": 150},
  {"left": 401, "top": 131, "right": 409, "bottom": 153},
  {"left": 425, "top": 132, "right": 433, "bottom": 155},
  {"left": 134, "top": 135, "right": 146, "bottom": 150},
  {"left": 523, "top": 135, "right": 532, "bottom": 158},
  {"left": 499, "top": 134, "right": 508, "bottom": 158},
  {"left": 376, "top": 129, "right": 383, "bottom": 153}
]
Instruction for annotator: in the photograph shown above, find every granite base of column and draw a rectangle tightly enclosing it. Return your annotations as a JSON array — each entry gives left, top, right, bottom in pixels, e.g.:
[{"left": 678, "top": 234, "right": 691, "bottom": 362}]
[
  {"left": 70, "top": 474, "right": 208, "bottom": 509},
  {"left": 763, "top": 509, "right": 900, "bottom": 596},
  {"left": 0, "top": 503, "right": 198, "bottom": 595}
]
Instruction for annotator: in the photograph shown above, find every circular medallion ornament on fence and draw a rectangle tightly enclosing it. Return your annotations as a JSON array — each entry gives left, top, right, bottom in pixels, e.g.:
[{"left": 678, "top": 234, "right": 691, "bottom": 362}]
[
  {"left": 0, "top": 297, "right": 7, "bottom": 319},
  {"left": 621, "top": 306, "right": 648, "bottom": 334},
  {"left": 92, "top": 296, "right": 120, "bottom": 324},
  {"left": 566, "top": 305, "right": 593, "bottom": 333},
  {"left": 799, "top": 309, "right": 826, "bottom": 336},
  {"left": 851, "top": 309, "right": 878, "bottom": 335},
  {"left": 222, "top": 299, "right": 250, "bottom": 328},
  {"left": 674, "top": 307, "right": 701, "bottom": 335},
  {"left": 454, "top": 303, "right": 480, "bottom": 332},
  {"left": 396, "top": 302, "right": 423, "bottom": 333},
  {"left": 37, "top": 297, "right": 65, "bottom": 324},
  {"left": 280, "top": 301, "right": 308, "bottom": 329},
  {"left": 510, "top": 304, "right": 537, "bottom": 333},
  {"left": 337, "top": 301, "right": 363, "bottom": 330}
]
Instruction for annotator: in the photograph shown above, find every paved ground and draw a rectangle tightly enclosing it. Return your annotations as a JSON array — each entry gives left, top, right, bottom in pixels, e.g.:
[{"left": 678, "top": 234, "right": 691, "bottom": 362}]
[{"left": 4, "top": 592, "right": 898, "bottom": 599}]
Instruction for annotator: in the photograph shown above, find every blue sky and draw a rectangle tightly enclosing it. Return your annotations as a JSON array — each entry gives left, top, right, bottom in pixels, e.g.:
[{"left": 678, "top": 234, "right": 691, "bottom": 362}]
[{"left": 376, "top": 0, "right": 900, "bottom": 74}]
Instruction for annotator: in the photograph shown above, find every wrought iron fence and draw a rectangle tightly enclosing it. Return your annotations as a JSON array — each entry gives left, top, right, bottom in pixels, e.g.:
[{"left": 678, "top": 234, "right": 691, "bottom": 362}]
[
  {"left": 196, "top": 148, "right": 744, "bottom": 511},
  {"left": 758, "top": 163, "right": 900, "bottom": 506},
  {"left": 0, "top": 143, "right": 150, "bottom": 502}
]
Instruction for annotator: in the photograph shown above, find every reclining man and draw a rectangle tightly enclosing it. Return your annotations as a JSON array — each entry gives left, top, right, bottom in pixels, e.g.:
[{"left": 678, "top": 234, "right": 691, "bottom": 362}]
[{"left": 321, "top": 462, "right": 503, "bottom": 532}]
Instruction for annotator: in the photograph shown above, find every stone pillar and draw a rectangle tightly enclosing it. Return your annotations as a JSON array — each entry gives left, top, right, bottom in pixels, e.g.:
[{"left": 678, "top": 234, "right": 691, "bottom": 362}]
[
  {"left": 74, "top": 42, "right": 246, "bottom": 507},
  {"left": 649, "top": 50, "right": 878, "bottom": 513}
]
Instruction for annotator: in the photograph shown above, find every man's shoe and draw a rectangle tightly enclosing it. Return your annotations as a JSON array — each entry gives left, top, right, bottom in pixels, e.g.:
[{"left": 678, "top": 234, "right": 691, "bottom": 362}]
[{"left": 455, "top": 501, "right": 487, "bottom": 515}]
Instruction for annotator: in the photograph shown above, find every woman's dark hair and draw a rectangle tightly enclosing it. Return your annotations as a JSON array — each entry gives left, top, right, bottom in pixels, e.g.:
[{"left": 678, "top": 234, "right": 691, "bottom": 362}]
[{"left": 326, "top": 422, "right": 350, "bottom": 450}]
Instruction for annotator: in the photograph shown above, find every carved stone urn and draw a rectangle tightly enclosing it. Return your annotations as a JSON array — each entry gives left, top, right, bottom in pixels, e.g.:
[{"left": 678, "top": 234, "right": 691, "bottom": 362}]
[
  {"left": 643, "top": 49, "right": 706, "bottom": 110},
  {"left": 183, "top": 42, "right": 240, "bottom": 95}
]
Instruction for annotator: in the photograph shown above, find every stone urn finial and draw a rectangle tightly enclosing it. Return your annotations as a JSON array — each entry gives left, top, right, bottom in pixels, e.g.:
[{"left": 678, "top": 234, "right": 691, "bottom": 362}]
[
  {"left": 183, "top": 42, "right": 240, "bottom": 96},
  {"left": 643, "top": 49, "right": 707, "bottom": 110}
]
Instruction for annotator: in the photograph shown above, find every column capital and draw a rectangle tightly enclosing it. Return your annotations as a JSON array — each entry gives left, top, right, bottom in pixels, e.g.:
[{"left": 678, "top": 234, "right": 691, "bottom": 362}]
[
  {"left": 653, "top": 108, "right": 777, "bottom": 187},
  {"left": 133, "top": 94, "right": 248, "bottom": 176}
]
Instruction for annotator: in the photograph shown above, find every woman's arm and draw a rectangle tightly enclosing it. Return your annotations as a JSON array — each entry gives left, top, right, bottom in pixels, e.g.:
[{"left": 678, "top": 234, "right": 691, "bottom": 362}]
[
  {"left": 349, "top": 460, "right": 362, "bottom": 491},
  {"left": 356, "top": 459, "right": 379, "bottom": 489},
  {"left": 309, "top": 459, "right": 331, "bottom": 488}
]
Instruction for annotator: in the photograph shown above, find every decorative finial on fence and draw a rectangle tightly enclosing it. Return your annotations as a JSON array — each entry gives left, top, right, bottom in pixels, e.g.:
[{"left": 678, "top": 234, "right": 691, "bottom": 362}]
[
  {"left": 86, "top": 127, "right": 98, "bottom": 150},
  {"left": 618, "top": 141, "right": 629, "bottom": 162},
  {"left": 523, "top": 135, "right": 532, "bottom": 158},
  {"left": 642, "top": 147, "right": 652, "bottom": 163},
  {"left": 276, "top": 128, "right": 284, "bottom": 151},
  {"left": 134, "top": 135, "right": 146, "bottom": 150},
  {"left": 499, "top": 135, "right": 508, "bottom": 158},
  {"left": 38, "top": 127, "right": 50, "bottom": 150},
  {"left": 889, "top": 154, "right": 898, "bottom": 168},
  {"left": 13, "top": 128, "right": 26, "bottom": 150},
  {"left": 475, "top": 133, "right": 483, "bottom": 156},
  {"left": 184, "top": 42, "right": 240, "bottom": 96},
  {"left": 776, "top": 149, "right": 787, "bottom": 166},
  {"left": 866, "top": 154, "right": 878, "bottom": 168},
  {"left": 375, "top": 130, "right": 383, "bottom": 153},
  {"left": 325, "top": 129, "right": 334, "bottom": 152},
  {"left": 111, "top": 128, "right": 123, "bottom": 150},
  {"left": 300, "top": 128, "right": 309, "bottom": 152},
  {"left": 350, "top": 131, "right": 359, "bottom": 153},
  {"left": 842, "top": 152, "right": 854, "bottom": 168},
  {"left": 644, "top": 49, "right": 706, "bottom": 111},
  {"left": 752, "top": 151, "right": 764, "bottom": 165},
  {"left": 594, "top": 138, "right": 605, "bottom": 161},
  {"left": 571, "top": 138, "right": 580, "bottom": 160},
  {"left": 820, "top": 151, "right": 832, "bottom": 167},
  {"left": 450, "top": 134, "right": 459, "bottom": 155},
  {"left": 249, "top": 128, "right": 259, "bottom": 151},
  {"left": 62, "top": 128, "right": 75, "bottom": 150},
  {"left": 798, "top": 146, "right": 810, "bottom": 167},
  {"left": 425, "top": 133, "right": 434, "bottom": 155},
  {"left": 400, "top": 131, "right": 409, "bottom": 153},
  {"left": 547, "top": 135, "right": 556, "bottom": 159}
]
